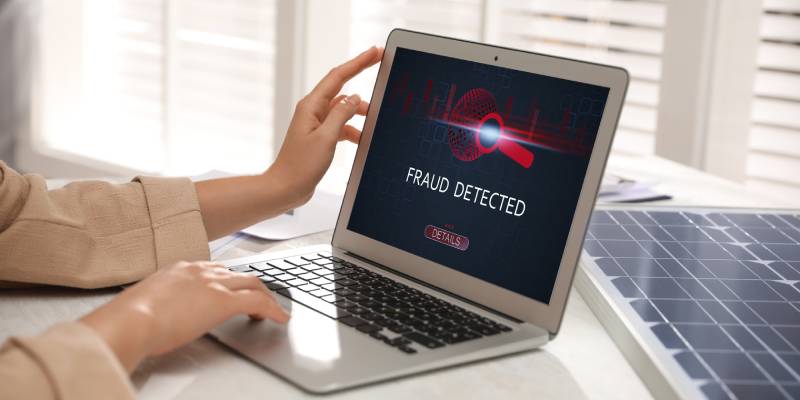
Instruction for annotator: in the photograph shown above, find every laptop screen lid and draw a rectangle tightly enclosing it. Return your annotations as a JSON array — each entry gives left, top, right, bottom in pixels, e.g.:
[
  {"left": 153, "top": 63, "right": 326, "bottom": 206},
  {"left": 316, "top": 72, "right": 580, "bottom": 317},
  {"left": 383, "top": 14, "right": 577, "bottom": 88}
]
[{"left": 333, "top": 29, "right": 628, "bottom": 334}]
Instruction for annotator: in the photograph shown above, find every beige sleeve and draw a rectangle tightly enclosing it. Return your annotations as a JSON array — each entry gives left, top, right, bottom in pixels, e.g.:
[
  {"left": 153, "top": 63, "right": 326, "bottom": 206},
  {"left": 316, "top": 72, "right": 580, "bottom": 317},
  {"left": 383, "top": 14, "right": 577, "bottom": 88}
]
[
  {"left": 0, "top": 322, "right": 135, "bottom": 400},
  {"left": 0, "top": 160, "right": 210, "bottom": 288}
]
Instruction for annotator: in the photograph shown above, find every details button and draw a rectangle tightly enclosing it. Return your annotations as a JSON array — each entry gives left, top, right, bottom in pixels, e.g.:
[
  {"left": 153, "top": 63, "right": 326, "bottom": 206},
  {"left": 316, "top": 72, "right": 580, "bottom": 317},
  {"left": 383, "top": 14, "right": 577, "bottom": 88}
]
[{"left": 424, "top": 225, "right": 469, "bottom": 251}]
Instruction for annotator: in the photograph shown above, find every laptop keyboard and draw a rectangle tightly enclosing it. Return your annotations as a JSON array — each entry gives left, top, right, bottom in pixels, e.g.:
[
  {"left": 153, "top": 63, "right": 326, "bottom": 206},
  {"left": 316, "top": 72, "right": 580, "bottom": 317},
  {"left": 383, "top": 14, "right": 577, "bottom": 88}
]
[{"left": 228, "top": 252, "right": 512, "bottom": 354}]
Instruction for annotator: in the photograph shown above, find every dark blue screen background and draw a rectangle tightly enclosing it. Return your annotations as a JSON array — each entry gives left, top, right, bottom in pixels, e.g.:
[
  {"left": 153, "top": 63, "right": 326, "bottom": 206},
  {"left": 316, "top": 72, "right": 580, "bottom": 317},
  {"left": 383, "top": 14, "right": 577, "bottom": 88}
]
[{"left": 347, "top": 48, "right": 609, "bottom": 303}]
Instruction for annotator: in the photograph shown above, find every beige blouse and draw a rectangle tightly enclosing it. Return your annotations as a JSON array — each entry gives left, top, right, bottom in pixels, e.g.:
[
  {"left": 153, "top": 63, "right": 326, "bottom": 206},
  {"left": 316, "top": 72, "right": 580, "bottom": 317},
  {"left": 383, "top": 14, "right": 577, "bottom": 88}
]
[{"left": 0, "top": 161, "right": 210, "bottom": 399}]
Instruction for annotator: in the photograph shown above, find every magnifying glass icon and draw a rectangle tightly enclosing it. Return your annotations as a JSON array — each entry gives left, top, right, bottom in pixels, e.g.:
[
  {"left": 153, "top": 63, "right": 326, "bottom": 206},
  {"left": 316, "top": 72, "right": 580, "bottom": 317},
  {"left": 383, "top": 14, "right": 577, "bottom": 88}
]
[{"left": 475, "top": 112, "right": 534, "bottom": 168}]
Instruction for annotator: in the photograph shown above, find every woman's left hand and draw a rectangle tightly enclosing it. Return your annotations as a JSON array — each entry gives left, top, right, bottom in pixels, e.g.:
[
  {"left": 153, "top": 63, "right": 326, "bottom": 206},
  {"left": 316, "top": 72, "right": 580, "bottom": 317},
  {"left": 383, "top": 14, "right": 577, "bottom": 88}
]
[
  {"left": 267, "top": 46, "right": 383, "bottom": 205},
  {"left": 195, "top": 47, "right": 383, "bottom": 240}
]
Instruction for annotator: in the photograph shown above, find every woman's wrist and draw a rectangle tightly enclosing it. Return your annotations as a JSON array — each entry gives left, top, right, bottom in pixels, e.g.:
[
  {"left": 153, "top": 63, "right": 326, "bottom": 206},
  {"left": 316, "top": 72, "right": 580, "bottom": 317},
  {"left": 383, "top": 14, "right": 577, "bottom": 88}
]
[
  {"left": 80, "top": 301, "right": 156, "bottom": 373},
  {"left": 262, "top": 163, "right": 314, "bottom": 209}
]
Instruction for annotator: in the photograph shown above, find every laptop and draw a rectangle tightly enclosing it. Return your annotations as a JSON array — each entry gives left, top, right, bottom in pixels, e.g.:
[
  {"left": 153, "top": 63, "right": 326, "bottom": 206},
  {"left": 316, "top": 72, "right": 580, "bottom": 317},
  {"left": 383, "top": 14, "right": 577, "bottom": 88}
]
[{"left": 211, "top": 29, "right": 629, "bottom": 393}]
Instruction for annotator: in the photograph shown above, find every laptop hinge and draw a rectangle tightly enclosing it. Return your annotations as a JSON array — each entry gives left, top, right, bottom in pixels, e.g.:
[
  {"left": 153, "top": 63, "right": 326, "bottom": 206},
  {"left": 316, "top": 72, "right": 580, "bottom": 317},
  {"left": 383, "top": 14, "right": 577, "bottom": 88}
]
[{"left": 342, "top": 250, "right": 525, "bottom": 324}]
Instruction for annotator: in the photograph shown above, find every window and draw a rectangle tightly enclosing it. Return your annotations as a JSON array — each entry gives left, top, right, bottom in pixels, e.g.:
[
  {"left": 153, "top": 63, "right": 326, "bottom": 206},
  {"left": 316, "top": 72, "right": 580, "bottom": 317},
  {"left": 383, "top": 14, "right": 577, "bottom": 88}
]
[
  {"left": 491, "top": 0, "right": 665, "bottom": 156},
  {"left": 38, "top": 0, "right": 277, "bottom": 176},
  {"left": 746, "top": 0, "right": 800, "bottom": 199},
  {"left": 330, "top": 0, "right": 664, "bottom": 190},
  {"left": 26, "top": 0, "right": 800, "bottom": 205},
  {"left": 325, "top": 0, "right": 486, "bottom": 191}
]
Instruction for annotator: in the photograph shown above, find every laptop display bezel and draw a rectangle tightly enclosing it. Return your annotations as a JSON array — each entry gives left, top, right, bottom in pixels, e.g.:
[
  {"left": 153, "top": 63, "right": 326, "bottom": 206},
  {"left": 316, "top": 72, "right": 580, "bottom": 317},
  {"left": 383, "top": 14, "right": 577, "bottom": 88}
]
[{"left": 332, "top": 29, "right": 628, "bottom": 334}]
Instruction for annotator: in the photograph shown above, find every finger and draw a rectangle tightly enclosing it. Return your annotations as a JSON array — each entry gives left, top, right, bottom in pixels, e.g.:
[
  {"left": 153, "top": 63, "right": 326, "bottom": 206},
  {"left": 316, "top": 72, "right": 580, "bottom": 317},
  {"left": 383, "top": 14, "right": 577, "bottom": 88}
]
[
  {"left": 327, "top": 98, "right": 369, "bottom": 122},
  {"left": 310, "top": 46, "right": 382, "bottom": 101},
  {"left": 328, "top": 94, "right": 347, "bottom": 110},
  {"left": 191, "top": 261, "right": 226, "bottom": 270},
  {"left": 318, "top": 94, "right": 361, "bottom": 141},
  {"left": 339, "top": 125, "right": 361, "bottom": 144},
  {"left": 214, "top": 274, "right": 266, "bottom": 292},
  {"left": 234, "top": 290, "right": 290, "bottom": 323},
  {"left": 356, "top": 100, "right": 369, "bottom": 116}
]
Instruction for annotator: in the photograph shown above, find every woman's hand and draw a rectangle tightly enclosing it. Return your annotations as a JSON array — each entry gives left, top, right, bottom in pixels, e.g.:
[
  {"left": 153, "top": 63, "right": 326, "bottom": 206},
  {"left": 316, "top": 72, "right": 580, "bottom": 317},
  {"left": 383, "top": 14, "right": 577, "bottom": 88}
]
[
  {"left": 267, "top": 46, "right": 383, "bottom": 205},
  {"left": 195, "top": 46, "right": 383, "bottom": 240},
  {"left": 80, "top": 261, "right": 289, "bottom": 372}
]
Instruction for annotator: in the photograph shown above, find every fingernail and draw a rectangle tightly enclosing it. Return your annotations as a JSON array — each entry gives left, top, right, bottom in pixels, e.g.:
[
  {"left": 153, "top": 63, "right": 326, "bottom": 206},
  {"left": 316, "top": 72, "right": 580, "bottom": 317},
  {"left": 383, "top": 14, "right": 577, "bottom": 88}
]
[{"left": 345, "top": 94, "right": 361, "bottom": 105}]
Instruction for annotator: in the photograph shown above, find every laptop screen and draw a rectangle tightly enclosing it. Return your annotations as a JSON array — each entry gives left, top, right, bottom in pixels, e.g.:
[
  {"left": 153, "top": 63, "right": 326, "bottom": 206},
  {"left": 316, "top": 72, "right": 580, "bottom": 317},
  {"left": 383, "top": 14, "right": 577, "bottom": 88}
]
[{"left": 347, "top": 47, "right": 610, "bottom": 304}]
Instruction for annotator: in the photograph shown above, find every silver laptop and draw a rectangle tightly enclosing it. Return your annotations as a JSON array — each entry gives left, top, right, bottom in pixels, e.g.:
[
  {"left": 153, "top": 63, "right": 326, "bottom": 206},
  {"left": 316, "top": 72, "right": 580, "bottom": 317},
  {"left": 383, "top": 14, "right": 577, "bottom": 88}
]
[{"left": 211, "top": 29, "right": 629, "bottom": 393}]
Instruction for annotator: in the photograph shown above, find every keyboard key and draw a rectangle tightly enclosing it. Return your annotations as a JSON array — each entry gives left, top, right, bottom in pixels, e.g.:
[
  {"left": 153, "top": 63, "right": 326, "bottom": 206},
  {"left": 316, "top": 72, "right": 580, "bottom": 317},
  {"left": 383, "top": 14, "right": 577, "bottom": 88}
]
[
  {"left": 298, "top": 284, "right": 319, "bottom": 292},
  {"left": 334, "top": 299, "right": 352, "bottom": 308},
  {"left": 361, "top": 312, "right": 382, "bottom": 321},
  {"left": 229, "top": 264, "right": 253, "bottom": 272},
  {"left": 275, "top": 274, "right": 295, "bottom": 281},
  {"left": 347, "top": 293, "right": 369, "bottom": 303},
  {"left": 315, "top": 269, "right": 335, "bottom": 277},
  {"left": 398, "top": 345, "right": 418, "bottom": 354},
  {"left": 310, "top": 277, "right": 331, "bottom": 285},
  {"left": 373, "top": 294, "right": 394, "bottom": 303},
  {"left": 339, "top": 315, "right": 367, "bottom": 327},
  {"left": 276, "top": 288, "right": 350, "bottom": 319},
  {"left": 310, "top": 289, "right": 333, "bottom": 298},
  {"left": 335, "top": 279, "right": 358, "bottom": 287},
  {"left": 299, "top": 272, "right": 318, "bottom": 280},
  {"left": 386, "top": 324, "right": 413, "bottom": 334},
  {"left": 241, "top": 270, "right": 263, "bottom": 277},
  {"left": 264, "top": 281, "right": 288, "bottom": 291},
  {"left": 356, "top": 324, "right": 382, "bottom": 334},
  {"left": 360, "top": 300, "right": 382, "bottom": 309},
  {"left": 250, "top": 262, "right": 272, "bottom": 271},
  {"left": 321, "top": 294, "right": 337, "bottom": 303},
  {"left": 313, "top": 258, "right": 332, "bottom": 266},
  {"left": 333, "top": 288, "right": 355, "bottom": 297},
  {"left": 404, "top": 332, "right": 444, "bottom": 349},
  {"left": 493, "top": 323, "right": 512, "bottom": 332},
  {"left": 467, "top": 324, "right": 500, "bottom": 336},
  {"left": 285, "top": 256, "right": 310, "bottom": 266},
  {"left": 420, "top": 324, "right": 449, "bottom": 336},
  {"left": 287, "top": 267, "right": 307, "bottom": 275},
  {"left": 317, "top": 251, "right": 332, "bottom": 258},
  {"left": 321, "top": 283, "right": 336, "bottom": 291},
  {"left": 349, "top": 284, "right": 368, "bottom": 292},
  {"left": 287, "top": 279, "right": 306, "bottom": 287},
  {"left": 259, "top": 276, "right": 276, "bottom": 283},
  {"left": 301, "top": 254, "right": 322, "bottom": 261},
  {"left": 369, "top": 331, "right": 389, "bottom": 341},
  {"left": 263, "top": 268, "right": 282, "bottom": 276},
  {"left": 303, "top": 264, "right": 324, "bottom": 272},
  {"left": 267, "top": 260, "right": 295, "bottom": 271},
  {"left": 387, "top": 337, "right": 412, "bottom": 347},
  {"left": 346, "top": 305, "right": 369, "bottom": 315},
  {"left": 433, "top": 328, "right": 482, "bottom": 344}
]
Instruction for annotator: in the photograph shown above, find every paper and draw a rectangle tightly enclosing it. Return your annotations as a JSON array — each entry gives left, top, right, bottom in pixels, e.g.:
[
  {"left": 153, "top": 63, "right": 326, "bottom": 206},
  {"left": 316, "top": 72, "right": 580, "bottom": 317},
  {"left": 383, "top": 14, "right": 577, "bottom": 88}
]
[
  {"left": 242, "top": 190, "right": 343, "bottom": 240},
  {"left": 598, "top": 174, "right": 671, "bottom": 203},
  {"left": 193, "top": 170, "right": 343, "bottom": 240}
]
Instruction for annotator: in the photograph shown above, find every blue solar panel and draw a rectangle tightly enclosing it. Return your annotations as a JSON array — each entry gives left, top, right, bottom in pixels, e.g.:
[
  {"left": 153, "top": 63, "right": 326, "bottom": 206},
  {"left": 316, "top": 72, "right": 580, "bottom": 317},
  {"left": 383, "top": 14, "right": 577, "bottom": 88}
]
[{"left": 580, "top": 207, "right": 800, "bottom": 400}]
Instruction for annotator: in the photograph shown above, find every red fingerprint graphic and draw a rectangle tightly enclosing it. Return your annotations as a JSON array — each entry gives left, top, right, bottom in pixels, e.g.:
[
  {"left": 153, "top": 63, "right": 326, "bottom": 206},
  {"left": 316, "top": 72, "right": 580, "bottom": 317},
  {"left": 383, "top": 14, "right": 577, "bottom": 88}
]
[
  {"left": 447, "top": 88, "right": 534, "bottom": 168},
  {"left": 447, "top": 88, "right": 497, "bottom": 162}
]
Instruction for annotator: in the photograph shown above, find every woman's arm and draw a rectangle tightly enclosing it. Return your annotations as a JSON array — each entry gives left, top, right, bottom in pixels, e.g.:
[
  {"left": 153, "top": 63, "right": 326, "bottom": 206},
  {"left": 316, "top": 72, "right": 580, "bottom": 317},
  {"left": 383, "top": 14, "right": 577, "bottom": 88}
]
[{"left": 196, "top": 46, "right": 381, "bottom": 240}]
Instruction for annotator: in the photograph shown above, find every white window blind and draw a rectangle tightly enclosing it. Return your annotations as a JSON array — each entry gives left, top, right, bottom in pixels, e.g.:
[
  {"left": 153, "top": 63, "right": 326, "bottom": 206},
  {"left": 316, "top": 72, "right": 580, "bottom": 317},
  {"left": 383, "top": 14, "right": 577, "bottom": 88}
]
[
  {"left": 325, "top": 0, "right": 485, "bottom": 191},
  {"left": 337, "top": 0, "right": 664, "bottom": 189},
  {"left": 746, "top": 0, "right": 800, "bottom": 199},
  {"left": 40, "top": 0, "right": 276, "bottom": 175},
  {"left": 493, "top": 0, "right": 666, "bottom": 156},
  {"left": 348, "top": 0, "right": 484, "bottom": 108}
]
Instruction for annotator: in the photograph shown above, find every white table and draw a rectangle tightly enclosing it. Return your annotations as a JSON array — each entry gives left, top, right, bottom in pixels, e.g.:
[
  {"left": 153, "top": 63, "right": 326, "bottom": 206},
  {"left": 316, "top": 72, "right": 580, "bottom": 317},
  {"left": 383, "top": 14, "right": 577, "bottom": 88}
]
[{"left": 1, "top": 154, "right": 794, "bottom": 400}]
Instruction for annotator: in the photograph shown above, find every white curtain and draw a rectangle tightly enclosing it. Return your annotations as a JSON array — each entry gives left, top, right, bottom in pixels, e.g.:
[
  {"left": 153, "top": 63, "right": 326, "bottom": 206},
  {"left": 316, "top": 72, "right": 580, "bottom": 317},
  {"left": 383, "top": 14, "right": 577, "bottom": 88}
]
[{"left": 0, "top": 0, "right": 37, "bottom": 168}]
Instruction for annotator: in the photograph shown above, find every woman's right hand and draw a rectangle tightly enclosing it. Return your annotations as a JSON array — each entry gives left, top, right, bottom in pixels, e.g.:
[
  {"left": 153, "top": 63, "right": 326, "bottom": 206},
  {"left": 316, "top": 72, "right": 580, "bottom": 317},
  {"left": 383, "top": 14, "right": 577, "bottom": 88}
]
[{"left": 80, "top": 261, "right": 289, "bottom": 372}]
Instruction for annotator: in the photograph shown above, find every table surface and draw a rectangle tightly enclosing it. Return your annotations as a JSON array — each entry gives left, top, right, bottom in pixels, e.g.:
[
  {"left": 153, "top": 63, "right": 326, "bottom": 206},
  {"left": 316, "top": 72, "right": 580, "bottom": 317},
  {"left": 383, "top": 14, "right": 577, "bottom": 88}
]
[{"left": 1, "top": 153, "right": 795, "bottom": 400}]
